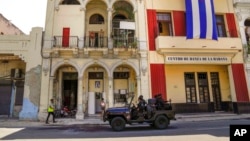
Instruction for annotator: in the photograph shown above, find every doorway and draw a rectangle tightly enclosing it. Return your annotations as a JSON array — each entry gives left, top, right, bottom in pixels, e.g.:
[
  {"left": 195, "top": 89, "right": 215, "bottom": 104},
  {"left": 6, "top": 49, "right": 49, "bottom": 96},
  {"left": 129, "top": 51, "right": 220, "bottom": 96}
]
[
  {"left": 62, "top": 28, "right": 70, "bottom": 47},
  {"left": 88, "top": 72, "right": 104, "bottom": 114},
  {"left": 62, "top": 73, "right": 78, "bottom": 110},
  {"left": 210, "top": 72, "right": 222, "bottom": 111}
]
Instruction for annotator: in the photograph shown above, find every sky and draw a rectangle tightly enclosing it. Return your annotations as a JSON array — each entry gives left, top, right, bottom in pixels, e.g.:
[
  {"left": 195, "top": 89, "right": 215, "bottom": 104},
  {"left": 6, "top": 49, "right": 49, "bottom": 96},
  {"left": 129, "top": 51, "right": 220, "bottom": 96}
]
[{"left": 0, "top": 0, "right": 47, "bottom": 34}]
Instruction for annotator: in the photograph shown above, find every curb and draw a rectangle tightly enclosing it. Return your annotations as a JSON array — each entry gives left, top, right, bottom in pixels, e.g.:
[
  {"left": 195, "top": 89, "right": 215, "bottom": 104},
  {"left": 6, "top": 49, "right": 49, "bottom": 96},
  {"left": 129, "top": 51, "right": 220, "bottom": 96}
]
[{"left": 1, "top": 113, "right": 250, "bottom": 128}]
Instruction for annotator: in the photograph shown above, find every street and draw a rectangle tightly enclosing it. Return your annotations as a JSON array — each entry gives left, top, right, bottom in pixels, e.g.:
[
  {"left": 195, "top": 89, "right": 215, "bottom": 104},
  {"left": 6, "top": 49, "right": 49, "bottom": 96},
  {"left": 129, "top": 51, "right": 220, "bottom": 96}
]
[{"left": 0, "top": 118, "right": 249, "bottom": 141}]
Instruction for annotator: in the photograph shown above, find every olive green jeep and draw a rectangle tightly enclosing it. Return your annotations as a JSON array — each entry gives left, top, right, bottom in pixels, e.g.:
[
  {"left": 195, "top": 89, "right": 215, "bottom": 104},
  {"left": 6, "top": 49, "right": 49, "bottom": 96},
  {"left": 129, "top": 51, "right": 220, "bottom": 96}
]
[{"left": 103, "top": 94, "right": 176, "bottom": 131}]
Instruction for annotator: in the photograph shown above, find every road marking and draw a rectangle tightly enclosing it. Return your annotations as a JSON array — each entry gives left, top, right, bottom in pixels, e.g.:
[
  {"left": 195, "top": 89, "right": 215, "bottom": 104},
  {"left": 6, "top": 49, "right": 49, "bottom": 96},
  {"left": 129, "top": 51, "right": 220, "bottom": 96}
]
[
  {"left": 0, "top": 128, "right": 24, "bottom": 138},
  {"left": 196, "top": 126, "right": 229, "bottom": 130}
]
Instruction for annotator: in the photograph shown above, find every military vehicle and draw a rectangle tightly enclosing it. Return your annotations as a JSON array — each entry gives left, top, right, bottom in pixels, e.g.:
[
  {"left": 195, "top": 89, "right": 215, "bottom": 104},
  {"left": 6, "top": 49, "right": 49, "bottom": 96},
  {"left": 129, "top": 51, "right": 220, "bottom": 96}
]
[{"left": 103, "top": 94, "right": 176, "bottom": 131}]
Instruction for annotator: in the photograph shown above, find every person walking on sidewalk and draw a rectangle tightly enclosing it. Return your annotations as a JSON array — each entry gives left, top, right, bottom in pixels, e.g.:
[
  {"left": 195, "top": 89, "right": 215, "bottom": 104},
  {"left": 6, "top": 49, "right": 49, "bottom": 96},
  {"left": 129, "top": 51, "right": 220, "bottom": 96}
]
[
  {"left": 46, "top": 99, "right": 56, "bottom": 124},
  {"left": 100, "top": 98, "right": 106, "bottom": 120}
]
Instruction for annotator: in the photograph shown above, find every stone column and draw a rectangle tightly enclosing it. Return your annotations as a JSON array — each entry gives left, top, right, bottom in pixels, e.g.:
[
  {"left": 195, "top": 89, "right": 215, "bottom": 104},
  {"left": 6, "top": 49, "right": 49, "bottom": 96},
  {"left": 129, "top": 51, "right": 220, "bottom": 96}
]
[
  {"left": 137, "top": 76, "right": 141, "bottom": 98},
  {"left": 228, "top": 65, "right": 237, "bottom": 102},
  {"left": 139, "top": 51, "right": 149, "bottom": 99},
  {"left": 49, "top": 77, "right": 54, "bottom": 100},
  {"left": 136, "top": 0, "right": 147, "bottom": 50},
  {"left": 76, "top": 76, "right": 84, "bottom": 119},
  {"left": 107, "top": 8, "right": 113, "bottom": 49},
  {"left": 108, "top": 77, "right": 114, "bottom": 107},
  {"left": 79, "top": 7, "right": 86, "bottom": 49}
]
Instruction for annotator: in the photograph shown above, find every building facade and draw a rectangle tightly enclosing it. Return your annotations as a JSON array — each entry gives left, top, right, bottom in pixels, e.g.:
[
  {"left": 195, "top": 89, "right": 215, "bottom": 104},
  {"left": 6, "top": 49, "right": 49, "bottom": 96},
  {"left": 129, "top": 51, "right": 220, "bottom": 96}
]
[
  {"left": 146, "top": 0, "right": 250, "bottom": 113},
  {"left": 0, "top": 27, "right": 42, "bottom": 118},
  {"left": 0, "top": 13, "right": 28, "bottom": 117},
  {"left": 38, "top": 0, "right": 149, "bottom": 120},
  {"left": 0, "top": 0, "right": 250, "bottom": 121},
  {"left": 234, "top": 0, "right": 250, "bottom": 98}
]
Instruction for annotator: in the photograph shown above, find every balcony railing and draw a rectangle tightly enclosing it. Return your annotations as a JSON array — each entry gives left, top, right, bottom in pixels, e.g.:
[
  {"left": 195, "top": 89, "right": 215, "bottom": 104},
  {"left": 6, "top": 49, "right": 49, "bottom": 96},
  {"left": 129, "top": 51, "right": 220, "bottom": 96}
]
[
  {"left": 53, "top": 36, "right": 78, "bottom": 48},
  {"left": 53, "top": 36, "right": 138, "bottom": 49},
  {"left": 84, "top": 36, "right": 108, "bottom": 48},
  {"left": 113, "top": 37, "right": 138, "bottom": 48}
]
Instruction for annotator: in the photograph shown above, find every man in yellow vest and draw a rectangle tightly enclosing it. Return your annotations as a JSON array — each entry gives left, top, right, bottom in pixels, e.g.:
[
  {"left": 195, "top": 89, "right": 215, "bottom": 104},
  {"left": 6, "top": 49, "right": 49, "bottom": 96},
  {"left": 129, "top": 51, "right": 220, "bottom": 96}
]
[{"left": 46, "top": 99, "right": 56, "bottom": 124}]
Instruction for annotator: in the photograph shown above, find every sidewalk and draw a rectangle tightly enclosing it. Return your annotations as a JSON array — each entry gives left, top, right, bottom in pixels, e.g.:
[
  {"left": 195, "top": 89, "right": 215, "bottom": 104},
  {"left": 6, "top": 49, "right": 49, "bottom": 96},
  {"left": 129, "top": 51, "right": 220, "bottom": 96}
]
[{"left": 1, "top": 112, "right": 250, "bottom": 128}]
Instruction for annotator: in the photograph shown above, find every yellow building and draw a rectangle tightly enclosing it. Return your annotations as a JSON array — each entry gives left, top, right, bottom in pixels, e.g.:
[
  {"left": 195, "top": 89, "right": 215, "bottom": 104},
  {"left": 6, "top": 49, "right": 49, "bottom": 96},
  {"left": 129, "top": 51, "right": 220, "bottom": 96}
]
[{"left": 146, "top": 0, "right": 250, "bottom": 113}]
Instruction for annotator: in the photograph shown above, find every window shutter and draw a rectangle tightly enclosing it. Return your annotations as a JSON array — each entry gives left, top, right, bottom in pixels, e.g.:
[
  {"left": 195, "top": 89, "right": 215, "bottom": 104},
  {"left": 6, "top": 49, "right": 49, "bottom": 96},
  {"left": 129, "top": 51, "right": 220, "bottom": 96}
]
[
  {"left": 173, "top": 11, "right": 186, "bottom": 36},
  {"left": 147, "top": 10, "right": 157, "bottom": 51},
  {"left": 150, "top": 64, "right": 167, "bottom": 100},
  {"left": 232, "top": 64, "right": 249, "bottom": 102},
  {"left": 226, "top": 13, "right": 238, "bottom": 37}
]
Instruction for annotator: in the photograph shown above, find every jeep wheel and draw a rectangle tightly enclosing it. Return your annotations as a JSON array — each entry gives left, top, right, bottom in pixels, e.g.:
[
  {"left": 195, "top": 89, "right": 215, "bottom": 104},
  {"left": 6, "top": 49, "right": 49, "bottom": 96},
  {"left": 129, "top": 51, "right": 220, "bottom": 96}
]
[
  {"left": 111, "top": 117, "right": 126, "bottom": 131},
  {"left": 154, "top": 115, "right": 169, "bottom": 129}
]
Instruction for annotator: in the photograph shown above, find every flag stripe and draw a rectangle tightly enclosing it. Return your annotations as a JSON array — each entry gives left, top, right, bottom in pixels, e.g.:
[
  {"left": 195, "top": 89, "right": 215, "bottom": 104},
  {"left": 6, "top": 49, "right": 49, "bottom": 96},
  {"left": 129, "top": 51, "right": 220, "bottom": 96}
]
[
  {"left": 186, "top": 0, "right": 193, "bottom": 39},
  {"left": 205, "top": 0, "right": 213, "bottom": 38},
  {"left": 210, "top": 0, "right": 217, "bottom": 40},
  {"left": 185, "top": 0, "right": 218, "bottom": 40},
  {"left": 192, "top": 0, "right": 200, "bottom": 38},
  {"left": 199, "top": 0, "right": 207, "bottom": 38}
]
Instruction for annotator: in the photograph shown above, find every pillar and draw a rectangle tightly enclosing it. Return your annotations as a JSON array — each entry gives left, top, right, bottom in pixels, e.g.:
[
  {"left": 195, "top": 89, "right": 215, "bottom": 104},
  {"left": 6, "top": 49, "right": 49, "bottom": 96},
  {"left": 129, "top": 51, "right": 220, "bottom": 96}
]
[
  {"left": 108, "top": 77, "right": 114, "bottom": 107},
  {"left": 107, "top": 7, "right": 113, "bottom": 49},
  {"left": 76, "top": 76, "right": 84, "bottom": 119}
]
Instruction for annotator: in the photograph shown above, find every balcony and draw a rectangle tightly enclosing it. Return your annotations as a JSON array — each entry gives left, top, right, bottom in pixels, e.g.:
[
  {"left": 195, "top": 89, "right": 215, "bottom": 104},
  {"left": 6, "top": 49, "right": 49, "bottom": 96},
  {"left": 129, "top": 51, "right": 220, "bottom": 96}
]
[
  {"left": 155, "top": 36, "right": 242, "bottom": 56},
  {"left": 51, "top": 36, "right": 138, "bottom": 58},
  {"left": 234, "top": 0, "right": 250, "bottom": 6}
]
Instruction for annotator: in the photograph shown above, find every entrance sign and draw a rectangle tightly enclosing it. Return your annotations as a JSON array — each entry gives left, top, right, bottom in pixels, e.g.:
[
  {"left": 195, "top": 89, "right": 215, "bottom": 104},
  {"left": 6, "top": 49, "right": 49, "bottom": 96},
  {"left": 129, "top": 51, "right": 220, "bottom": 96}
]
[{"left": 165, "top": 56, "right": 231, "bottom": 64}]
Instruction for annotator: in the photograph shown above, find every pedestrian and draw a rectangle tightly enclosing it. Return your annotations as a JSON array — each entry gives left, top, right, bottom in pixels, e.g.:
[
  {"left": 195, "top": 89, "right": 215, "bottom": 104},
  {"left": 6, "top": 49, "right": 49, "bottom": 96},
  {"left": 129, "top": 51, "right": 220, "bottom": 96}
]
[
  {"left": 99, "top": 29, "right": 104, "bottom": 47},
  {"left": 89, "top": 31, "right": 95, "bottom": 47},
  {"left": 100, "top": 98, "right": 105, "bottom": 120},
  {"left": 46, "top": 99, "right": 56, "bottom": 124}
]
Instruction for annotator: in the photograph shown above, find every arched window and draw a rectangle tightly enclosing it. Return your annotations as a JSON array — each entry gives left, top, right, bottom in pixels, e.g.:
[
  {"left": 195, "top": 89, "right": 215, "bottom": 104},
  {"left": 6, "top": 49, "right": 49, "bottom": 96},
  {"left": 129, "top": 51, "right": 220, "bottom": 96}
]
[
  {"left": 61, "top": 0, "right": 80, "bottom": 5},
  {"left": 89, "top": 14, "right": 104, "bottom": 24},
  {"left": 113, "top": 14, "right": 127, "bottom": 20}
]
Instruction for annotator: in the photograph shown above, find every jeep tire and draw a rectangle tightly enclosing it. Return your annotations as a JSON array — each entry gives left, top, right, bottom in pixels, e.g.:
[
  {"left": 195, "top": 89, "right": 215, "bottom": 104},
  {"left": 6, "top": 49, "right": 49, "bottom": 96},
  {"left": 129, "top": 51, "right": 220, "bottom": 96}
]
[
  {"left": 111, "top": 117, "right": 126, "bottom": 131},
  {"left": 154, "top": 115, "right": 169, "bottom": 129}
]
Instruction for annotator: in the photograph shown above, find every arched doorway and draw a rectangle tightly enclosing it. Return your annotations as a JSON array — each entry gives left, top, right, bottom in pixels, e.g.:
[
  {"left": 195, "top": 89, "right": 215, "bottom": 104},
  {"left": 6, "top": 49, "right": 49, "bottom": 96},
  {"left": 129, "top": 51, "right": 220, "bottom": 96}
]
[
  {"left": 113, "top": 64, "right": 137, "bottom": 107},
  {"left": 83, "top": 64, "right": 108, "bottom": 115},
  {"left": 53, "top": 65, "right": 78, "bottom": 116}
]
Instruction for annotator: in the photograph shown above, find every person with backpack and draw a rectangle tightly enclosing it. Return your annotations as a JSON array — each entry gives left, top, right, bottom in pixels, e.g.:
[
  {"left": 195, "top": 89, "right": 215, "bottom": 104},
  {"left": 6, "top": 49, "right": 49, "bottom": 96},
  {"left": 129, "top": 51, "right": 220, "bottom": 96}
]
[{"left": 46, "top": 99, "right": 56, "bottom": 124}]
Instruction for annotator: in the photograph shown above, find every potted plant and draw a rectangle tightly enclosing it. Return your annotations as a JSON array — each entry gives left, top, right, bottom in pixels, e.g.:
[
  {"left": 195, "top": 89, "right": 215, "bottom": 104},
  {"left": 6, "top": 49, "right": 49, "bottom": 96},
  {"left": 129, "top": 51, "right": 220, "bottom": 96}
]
[{"left": 131, "top": 42, "right": 137, "bottom": 48}]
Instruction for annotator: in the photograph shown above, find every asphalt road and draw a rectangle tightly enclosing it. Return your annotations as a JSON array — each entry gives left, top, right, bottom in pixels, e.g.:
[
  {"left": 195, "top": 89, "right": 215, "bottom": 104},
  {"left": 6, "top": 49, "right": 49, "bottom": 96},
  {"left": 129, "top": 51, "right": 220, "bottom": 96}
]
[{"left": 0, "top": 118, "right": 250, "bottom": 141}]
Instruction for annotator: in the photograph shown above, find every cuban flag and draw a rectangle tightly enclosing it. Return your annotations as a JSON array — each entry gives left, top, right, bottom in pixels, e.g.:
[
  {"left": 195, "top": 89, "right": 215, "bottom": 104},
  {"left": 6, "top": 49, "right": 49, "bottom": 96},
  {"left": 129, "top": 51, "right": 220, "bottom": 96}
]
[{"left": 185, "top": 0, "right": 218, "bottom": 40}]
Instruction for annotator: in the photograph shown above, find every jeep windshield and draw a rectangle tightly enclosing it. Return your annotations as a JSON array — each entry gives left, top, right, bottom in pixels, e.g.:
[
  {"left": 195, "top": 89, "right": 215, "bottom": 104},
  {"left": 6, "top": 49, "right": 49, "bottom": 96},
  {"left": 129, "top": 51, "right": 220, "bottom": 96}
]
[{"left": 125, "top": 94, "right": 134, "bottom": 107}]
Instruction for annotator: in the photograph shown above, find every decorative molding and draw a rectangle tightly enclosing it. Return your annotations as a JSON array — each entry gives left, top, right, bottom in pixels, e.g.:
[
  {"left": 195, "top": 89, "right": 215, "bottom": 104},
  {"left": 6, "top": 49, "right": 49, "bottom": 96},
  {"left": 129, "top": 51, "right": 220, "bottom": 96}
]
[
  {"left": 73, "top": 48, "right": 79, "bottom": 58},
  {"left": 55, "top": 6, "right": 59, "bottom": 11},
  {"left": 236, "top": 12, "right": 242, "bottom": 21},
  {"left": 80, "top": 7, "right": 85, "bottom": 11}
]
